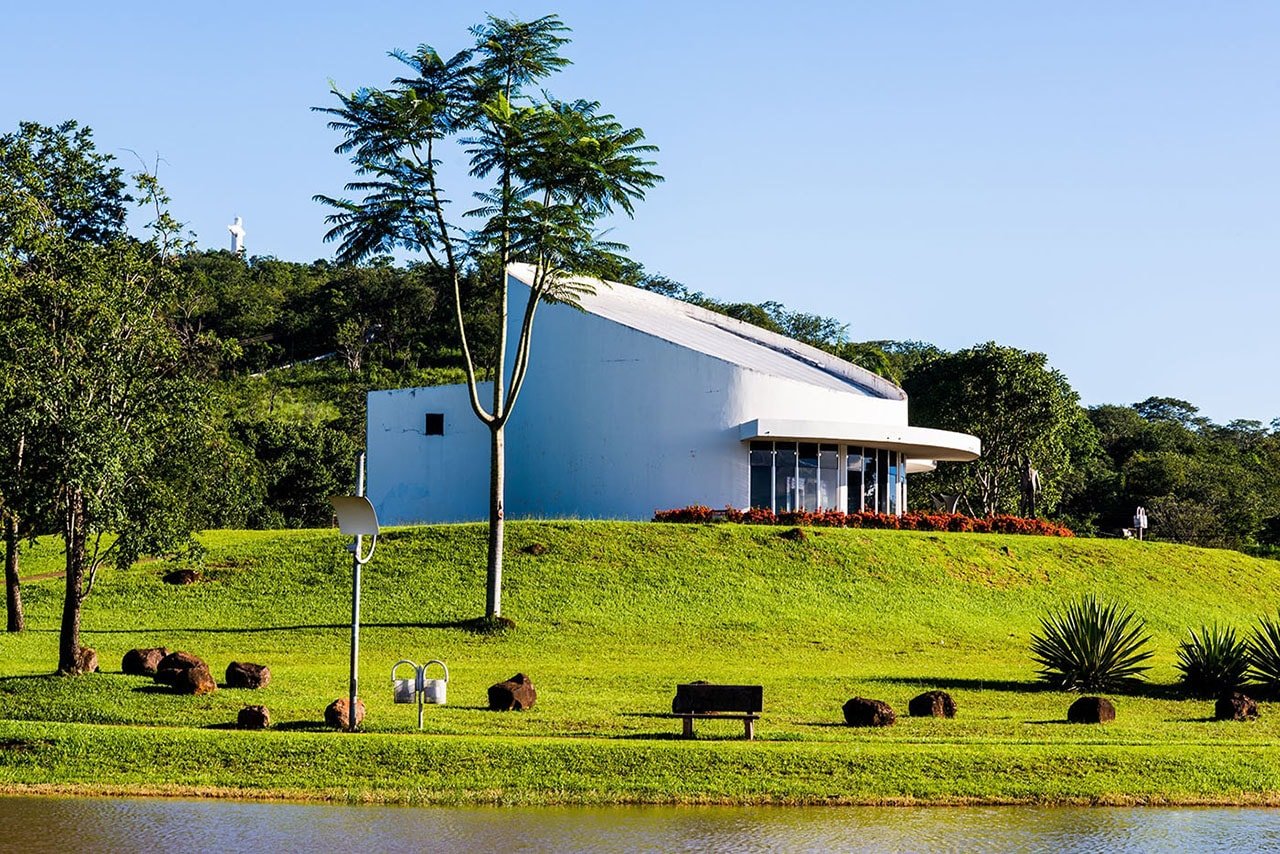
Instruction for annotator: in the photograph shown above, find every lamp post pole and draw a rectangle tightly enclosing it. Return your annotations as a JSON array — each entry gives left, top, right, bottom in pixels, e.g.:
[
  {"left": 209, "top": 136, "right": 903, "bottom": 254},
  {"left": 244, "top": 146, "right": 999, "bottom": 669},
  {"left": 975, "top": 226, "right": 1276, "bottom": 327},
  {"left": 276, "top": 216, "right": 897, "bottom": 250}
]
[{"left": 348, "top": 452, "right": 366, "bottom": 731}]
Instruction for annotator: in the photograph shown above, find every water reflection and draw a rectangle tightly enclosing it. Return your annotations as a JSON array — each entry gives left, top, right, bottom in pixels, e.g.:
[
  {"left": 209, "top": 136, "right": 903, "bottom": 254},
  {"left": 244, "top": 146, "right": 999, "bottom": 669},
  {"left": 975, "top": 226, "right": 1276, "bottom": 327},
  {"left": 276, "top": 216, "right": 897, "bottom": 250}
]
[{"left": 0, "top": 796, "right": 1277, "bottom": 852}]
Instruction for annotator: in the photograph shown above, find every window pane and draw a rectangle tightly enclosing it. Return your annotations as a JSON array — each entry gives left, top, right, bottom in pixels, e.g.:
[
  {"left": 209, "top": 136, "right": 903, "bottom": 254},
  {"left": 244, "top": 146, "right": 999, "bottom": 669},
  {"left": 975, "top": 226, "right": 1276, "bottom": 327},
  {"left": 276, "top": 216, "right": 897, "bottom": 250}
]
[
  {"left": 749, "top": 443, "right": 773, "bottom": 510},
  {"left": 775, "top": 445, "right": 798, "bottom": 513},
  {"left": 863, "top": 450, "right": 878, "bottom": 512},
  {"left": 877, "top": 449, "right": 891, "bottom": 514},
  {"left": 899, "top": 452, "right": 907, "bottom": 512},
  {"left": 887, "top": 452, "right": 899, "bottom": 515},
  {"left": 798, "top": 442, "right": 819, "bottom": 512},
  {"left": 847, "top": 447, "right": 863, "bottom": 513},
  {"left": 819, "top": 447, "right": 839, "bottom": 510}
]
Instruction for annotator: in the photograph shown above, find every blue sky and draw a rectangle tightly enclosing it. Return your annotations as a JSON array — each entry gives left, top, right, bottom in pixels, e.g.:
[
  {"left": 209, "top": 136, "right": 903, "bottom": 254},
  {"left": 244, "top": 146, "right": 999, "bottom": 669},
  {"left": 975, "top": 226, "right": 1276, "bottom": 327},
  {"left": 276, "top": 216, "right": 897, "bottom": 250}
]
[{"left": 4, "top": 3, "right": 1277, "bottom": 424}]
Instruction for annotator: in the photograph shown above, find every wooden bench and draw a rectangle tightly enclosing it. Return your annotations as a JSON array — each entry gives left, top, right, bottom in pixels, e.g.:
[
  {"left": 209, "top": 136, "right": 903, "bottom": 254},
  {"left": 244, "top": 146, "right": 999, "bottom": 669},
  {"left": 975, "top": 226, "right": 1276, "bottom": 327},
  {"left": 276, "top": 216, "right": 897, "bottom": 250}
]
[{"left": 671, "top": 683, "right": 763, "bottom": 740}]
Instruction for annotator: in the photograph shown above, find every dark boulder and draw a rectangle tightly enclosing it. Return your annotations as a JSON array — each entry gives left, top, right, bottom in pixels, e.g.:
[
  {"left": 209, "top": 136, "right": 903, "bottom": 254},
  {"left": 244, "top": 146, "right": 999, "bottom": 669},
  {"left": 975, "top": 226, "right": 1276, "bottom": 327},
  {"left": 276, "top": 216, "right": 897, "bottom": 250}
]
[
  {"left": 488, "top": 673, "right": 537, "bottom": 711},
  {"left": 226, "top": 661, "right": 271, "bottom": 690},
  {"left": 1067, "top": 696, "right": 1115, "bottom": 724},
  {"left": 174, "top": 662, "right": 217, "bottom": 695},
  {"left": 75, "top": 647, "right": 100, "bottom": 674},
  {"left": 1215, "top": 691, "right": 1259, "bottom": 722},
  {"left": 325, "top": 697, "right": 366, "bottom": 729},
  {"left": 238, "top": 706, "right": 271, "bottom": 730},
  {"left": 162, "top": 569, "right": 200, "bottom": 585},
  {"left": 155, "top": 651, "right": 207, "bottom": 685},
  {"left": 122, "top": 647, "right": 170, "bottom": 676},
  {"left": 908, "top": 690, "right": 957, "bottom": 718},
  {"left": 843, "top": 697, "right": 896, "bottom": 727}
]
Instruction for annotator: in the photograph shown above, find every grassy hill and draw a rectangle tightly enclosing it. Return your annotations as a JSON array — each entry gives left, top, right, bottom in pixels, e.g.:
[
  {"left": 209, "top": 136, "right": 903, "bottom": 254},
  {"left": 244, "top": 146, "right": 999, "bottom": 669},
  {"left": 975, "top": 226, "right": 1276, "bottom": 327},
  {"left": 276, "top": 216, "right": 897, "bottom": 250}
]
[{"left": 2, "top": 522, "right": 1280, "bottom": 804}]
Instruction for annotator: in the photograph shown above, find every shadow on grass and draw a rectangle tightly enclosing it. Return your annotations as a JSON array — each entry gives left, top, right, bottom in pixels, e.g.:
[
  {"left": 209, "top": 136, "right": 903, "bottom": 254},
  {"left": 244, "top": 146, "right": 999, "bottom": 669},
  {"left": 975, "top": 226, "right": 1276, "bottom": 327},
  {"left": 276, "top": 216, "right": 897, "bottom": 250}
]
[
  {"left": 863, "top": 675, "right": 1050, "bottom": 694},
  {"left": 27, "top": 619, "right": 509, "bottom": 636},
  {"left": 615, "top": 732, "right": 687, "bottom": 741},
  {"left": 274, "top": 721, "right": 334, "bottom": 733},
  {"left": 863, "top": 675, "right": 1187, "bottom": 701},
  {"left": 130, "top": 684, "right": 182, "bottom": 695}
]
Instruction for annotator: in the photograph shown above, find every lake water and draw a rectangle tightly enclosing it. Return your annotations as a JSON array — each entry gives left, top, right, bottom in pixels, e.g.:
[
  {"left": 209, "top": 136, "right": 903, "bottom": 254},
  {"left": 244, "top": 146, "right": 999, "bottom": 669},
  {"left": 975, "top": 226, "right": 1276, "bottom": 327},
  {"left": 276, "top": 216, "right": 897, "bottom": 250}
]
[{"left": 0, "top": 796, "right": 1277, "bottom": 852}]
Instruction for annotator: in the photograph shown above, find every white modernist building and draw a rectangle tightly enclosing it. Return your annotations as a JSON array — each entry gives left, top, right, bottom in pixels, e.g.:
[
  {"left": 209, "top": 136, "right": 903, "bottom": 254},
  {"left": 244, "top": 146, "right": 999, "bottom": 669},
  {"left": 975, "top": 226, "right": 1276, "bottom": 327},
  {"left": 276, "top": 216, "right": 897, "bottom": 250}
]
[{"left": 366, "top": 264, "right": 980, "bottom": 525}]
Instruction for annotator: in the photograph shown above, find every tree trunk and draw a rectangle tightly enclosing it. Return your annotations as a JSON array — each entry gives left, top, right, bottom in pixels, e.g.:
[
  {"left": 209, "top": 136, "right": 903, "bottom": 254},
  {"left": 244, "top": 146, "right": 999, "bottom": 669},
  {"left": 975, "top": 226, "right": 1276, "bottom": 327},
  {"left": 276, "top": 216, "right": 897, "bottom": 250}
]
[
  {"left": 485, "top": 424, "right": 505, "bottom": 618},
  {"left": 3, "top": 514, "right": 22, "bottom": 632},
  {"left": 57, "top": 490, "right": 87, "bottom": 675}
]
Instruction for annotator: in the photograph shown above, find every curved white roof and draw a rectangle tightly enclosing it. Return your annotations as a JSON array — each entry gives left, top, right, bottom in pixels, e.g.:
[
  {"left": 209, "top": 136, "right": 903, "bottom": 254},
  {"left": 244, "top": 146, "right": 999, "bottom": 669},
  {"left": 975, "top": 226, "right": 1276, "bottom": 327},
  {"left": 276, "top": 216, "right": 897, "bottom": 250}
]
[
  {"left": 739, "top": 419, "right": 981, "bottom": 461},
  {"left": 508, "top": 264, "right": 904, "bottom": 400}
]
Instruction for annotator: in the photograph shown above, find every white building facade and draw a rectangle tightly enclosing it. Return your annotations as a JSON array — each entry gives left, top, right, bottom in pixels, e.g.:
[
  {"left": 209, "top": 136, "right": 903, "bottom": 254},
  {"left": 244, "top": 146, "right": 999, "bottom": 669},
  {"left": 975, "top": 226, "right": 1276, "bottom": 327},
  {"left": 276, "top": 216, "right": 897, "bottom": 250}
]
[{"left": 366, "top": 265, "right": 979, "bottom": 525}]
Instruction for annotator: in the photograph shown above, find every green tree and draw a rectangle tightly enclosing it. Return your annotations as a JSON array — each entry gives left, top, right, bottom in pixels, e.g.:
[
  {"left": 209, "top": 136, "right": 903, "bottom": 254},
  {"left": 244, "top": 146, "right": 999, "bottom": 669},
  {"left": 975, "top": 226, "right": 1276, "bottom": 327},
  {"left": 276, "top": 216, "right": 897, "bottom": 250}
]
[
  {"left": 0, "top": 121, "right": 216, "bottom": 672},
  {"left": 0, "top": 121, "right": 133, "bottom": 633},
  {"left": 905, "top": 342, "right": 1085, "bottom": 516},
  {"left": 316, "top": 15, "right": 661, "bottom": 618},
  {"left": 1076, "top": 399, "right": 1278, "bottom": 548},
  {"left": 232, "top": 420, "right": 358, "bottom": 528}
]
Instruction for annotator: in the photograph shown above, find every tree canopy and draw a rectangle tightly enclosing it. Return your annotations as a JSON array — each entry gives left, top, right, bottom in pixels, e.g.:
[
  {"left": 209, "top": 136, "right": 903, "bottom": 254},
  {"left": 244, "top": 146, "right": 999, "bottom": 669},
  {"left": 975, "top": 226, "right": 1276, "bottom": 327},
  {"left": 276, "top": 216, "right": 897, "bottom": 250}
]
[
  {"left": 904, "top": 342, "right": 1087, "bottom": 516},
  {"left": 0, "top": 121, "right": 219, "bottom": 670}
]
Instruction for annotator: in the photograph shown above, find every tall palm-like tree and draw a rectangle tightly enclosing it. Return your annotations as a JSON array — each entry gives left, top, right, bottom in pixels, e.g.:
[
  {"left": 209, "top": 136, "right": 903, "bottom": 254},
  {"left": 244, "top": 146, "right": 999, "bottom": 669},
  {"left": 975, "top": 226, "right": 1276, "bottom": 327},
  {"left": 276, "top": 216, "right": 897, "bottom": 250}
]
[{"left": 315, "top": 15, "right": 661, "bottom": 618}]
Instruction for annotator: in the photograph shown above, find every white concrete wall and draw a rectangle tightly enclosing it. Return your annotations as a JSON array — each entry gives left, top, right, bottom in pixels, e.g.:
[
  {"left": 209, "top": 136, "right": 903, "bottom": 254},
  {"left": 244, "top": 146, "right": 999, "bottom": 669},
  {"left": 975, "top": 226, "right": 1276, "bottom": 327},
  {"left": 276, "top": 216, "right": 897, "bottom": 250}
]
[
  {"left": 502, "top": 298, "right": 744, "bottom": 519},
  {"left": 366, "top": 276, "right": 912, "bottom": 523},
  {"left": 366, "top": 383, "right": 492, "bottom": 524}
]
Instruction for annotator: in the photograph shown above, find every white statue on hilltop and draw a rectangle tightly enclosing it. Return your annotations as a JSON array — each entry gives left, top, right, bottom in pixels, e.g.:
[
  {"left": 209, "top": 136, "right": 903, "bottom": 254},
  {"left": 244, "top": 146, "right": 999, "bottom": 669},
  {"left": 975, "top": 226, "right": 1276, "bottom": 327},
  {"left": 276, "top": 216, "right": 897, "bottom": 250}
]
[{"left": 228, "top": 216, "right": 246, "bottom": 254}]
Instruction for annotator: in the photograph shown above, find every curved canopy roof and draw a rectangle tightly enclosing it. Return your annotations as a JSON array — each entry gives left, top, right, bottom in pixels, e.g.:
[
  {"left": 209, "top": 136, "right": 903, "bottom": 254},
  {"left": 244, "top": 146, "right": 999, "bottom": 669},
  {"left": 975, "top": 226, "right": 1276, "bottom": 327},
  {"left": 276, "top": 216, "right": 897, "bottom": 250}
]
[
  {"left": 508, "top": 264, "right": 904, "bottom": 400},
  {"left": 739, "top": 418, "right": 981, "bottom": 462}
]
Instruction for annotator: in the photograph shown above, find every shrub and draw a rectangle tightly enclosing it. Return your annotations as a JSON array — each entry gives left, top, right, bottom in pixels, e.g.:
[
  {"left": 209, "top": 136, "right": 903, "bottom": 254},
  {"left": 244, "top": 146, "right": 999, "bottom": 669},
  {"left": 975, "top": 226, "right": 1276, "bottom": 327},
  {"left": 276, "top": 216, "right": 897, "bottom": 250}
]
[
  {"left": 1247, "top": 613, "right": 1280, "bottom": 692},
  {"left": 651, "top": 507, "right": 1075, "bottom": 537},
  {"left": 651, "top": 505, "right": 714, "bottom": 523},
  {"left": 1176, "top": 624, "right": 1250, "bottom": 697},
  {"left": 1030, "top": 594, "right": 1153, "bottom": 691}
]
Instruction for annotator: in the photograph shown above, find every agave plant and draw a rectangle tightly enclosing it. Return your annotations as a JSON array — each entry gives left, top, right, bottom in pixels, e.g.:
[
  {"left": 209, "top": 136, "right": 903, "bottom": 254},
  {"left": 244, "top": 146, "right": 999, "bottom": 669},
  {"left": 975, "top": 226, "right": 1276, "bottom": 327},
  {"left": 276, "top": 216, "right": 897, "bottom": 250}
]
[
  {"left": 1030, "top": 594, "right": 1153, "bottom": 691},
  {"left": 1247, "top": 613, "right": 1280, "bottom": 692},
  {"left": 1175, "top": 624, "right": 1250, "bottom": 697}
]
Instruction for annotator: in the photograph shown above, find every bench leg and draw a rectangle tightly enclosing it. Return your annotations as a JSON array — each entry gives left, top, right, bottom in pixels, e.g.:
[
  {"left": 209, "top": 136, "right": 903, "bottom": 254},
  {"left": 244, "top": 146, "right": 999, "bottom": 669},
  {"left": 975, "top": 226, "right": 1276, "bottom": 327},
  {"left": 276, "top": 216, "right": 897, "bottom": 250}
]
[
  {"left": 683, "top": 716, "right": 695, "bottom": 738},
  {"left": 744, "top": 718, "right": 755, "bottom": 740}
]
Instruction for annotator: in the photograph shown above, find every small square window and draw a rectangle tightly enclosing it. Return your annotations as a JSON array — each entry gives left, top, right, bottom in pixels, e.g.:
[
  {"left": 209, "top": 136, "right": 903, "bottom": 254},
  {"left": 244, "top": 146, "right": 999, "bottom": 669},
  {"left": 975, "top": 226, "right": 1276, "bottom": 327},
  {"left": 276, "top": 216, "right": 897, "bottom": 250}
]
[{"left": 425, "top": 413, "right": 445, "bottom": 435}]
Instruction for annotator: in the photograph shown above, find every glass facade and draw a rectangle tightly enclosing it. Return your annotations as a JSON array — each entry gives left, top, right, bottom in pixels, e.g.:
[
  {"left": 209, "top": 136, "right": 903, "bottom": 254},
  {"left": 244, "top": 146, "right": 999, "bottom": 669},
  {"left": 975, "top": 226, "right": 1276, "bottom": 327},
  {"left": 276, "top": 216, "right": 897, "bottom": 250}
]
[{"left": 750, "top": 441, "right": 907, "bottom": 515}]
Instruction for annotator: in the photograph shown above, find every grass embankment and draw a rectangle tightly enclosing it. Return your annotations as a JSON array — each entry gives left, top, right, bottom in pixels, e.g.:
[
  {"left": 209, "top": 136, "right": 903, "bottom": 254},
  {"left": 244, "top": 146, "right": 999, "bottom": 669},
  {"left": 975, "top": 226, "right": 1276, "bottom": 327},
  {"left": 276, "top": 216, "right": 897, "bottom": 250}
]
[{"left": 1, "top": 523, "right": 1279, "bottom": 805}]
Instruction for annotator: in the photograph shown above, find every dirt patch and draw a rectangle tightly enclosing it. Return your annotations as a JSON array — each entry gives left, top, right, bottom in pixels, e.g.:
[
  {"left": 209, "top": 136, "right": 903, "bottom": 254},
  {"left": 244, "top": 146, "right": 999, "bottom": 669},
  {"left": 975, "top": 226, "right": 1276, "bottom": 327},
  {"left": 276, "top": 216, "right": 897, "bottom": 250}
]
[{"left": 0, "top": 738, "right": 52, "bottom": 752}]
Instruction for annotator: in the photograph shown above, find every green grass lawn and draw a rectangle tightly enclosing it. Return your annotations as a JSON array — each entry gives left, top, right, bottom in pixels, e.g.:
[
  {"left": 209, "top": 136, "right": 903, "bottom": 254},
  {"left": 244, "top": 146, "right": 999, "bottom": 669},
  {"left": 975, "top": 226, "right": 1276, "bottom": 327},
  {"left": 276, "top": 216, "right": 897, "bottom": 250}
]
[{"left": 2, "top": 522, "right": 1280, "bottom": 804}]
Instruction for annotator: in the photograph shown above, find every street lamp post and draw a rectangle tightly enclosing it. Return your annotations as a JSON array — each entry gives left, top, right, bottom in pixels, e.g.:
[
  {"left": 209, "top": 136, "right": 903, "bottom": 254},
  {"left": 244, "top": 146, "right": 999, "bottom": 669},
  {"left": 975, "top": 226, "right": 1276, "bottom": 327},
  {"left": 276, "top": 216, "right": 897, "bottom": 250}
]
[{"left": 329, "top": 453, "right": 379, "bottom": 732}]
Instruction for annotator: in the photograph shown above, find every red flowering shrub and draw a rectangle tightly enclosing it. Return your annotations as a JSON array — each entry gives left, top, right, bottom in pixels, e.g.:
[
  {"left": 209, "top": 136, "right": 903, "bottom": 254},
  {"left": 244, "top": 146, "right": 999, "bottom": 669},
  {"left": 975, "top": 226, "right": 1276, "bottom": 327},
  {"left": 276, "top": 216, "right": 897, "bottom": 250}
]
[
  {"left": 652, "top": 505, "right": 714, "bottom": 523},
  {"left": 813, "top": 509, "right": 848, "bottom": 527},
  {"left": 652, "top": 505, "right": 1074, "bottom": 537}
]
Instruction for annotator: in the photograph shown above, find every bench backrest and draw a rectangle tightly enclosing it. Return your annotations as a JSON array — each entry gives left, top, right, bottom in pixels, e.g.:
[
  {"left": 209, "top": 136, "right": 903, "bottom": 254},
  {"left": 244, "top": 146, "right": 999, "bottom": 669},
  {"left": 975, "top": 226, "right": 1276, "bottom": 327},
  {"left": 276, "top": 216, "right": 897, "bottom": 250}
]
[{"left": 674, "top": 683, "right": 763, "bottom": 713}]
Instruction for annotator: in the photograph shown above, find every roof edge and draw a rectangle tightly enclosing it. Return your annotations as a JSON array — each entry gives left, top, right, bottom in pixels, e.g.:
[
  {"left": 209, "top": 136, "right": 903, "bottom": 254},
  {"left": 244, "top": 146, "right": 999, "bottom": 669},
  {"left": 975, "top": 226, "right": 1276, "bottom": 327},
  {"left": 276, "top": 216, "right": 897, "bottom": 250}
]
[{"left": 506, "top": 263, "right": 906, "bottom": 401}]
